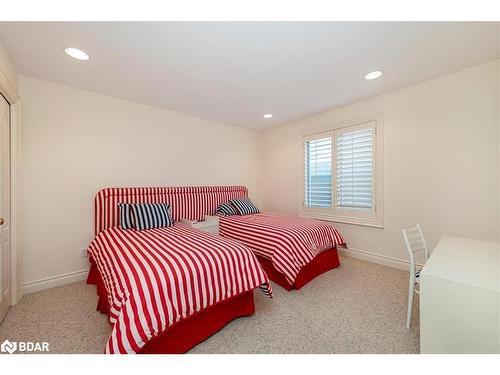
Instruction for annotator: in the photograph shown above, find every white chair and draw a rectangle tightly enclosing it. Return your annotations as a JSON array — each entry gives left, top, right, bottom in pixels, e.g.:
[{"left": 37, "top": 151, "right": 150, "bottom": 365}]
[{"left": 402, "top": 224, "right": 430, "bottom": 329}]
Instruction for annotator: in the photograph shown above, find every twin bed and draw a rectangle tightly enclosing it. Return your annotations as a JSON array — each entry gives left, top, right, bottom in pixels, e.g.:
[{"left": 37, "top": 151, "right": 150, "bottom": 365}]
[
  {"left": 219, "top": 212, "right": 345, "bottom": 290},
  {"left": 87, "top": 186, "right": 345, "bottom": 354}
]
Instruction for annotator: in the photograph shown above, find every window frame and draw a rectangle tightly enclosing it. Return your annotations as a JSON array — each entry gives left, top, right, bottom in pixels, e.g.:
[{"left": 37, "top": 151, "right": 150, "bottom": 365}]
[{"left": 299, "top": 113, "right": 384, "bottom": 228}]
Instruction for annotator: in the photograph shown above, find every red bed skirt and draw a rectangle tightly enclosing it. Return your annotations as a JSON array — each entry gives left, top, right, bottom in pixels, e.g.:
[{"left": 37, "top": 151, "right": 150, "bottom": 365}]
[
  {"left": 86, "top": 262, "right": 255, "bottom": 354},
  {"left": 256, "top": 247, "right": 340, "bottom": 290}
]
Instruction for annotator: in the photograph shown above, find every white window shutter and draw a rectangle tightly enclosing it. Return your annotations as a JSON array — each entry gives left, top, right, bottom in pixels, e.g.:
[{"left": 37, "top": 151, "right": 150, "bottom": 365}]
[
  {"left": 335, "top": 127, "right": 374, "bottom": 210},
  {"left": 304, "top": 137, "right": 332, "bottom": 208}
]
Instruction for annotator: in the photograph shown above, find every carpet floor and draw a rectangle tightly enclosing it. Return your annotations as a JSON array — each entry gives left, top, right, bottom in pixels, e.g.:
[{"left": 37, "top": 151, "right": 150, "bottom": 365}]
[{"left": 0, "top": 256, "right": 420, "bottom": 354}]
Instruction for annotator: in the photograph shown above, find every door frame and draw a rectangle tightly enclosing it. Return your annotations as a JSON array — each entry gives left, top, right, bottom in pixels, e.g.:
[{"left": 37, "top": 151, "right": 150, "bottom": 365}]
[
  {"left": 9, "top": 102, "right": 21, "bottom": 304},
  {"left": 0, "top": 66, "right": 21, "bottom": 305}
]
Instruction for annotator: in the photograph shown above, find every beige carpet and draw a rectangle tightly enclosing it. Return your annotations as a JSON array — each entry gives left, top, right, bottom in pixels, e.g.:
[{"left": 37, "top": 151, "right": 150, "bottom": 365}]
[{"left": 0, "top": 256, "right": 420, "bottom": 354}]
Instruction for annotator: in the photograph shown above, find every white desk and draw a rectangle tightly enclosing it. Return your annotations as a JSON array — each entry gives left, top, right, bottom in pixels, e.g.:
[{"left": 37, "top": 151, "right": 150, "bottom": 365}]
[{"left": 420, "top": 236, "right": 500, "bottom": 353}]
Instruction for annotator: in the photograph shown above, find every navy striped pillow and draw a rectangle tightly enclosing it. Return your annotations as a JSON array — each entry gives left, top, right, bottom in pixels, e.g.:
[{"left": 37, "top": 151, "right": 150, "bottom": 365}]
[
  {"left": 230, "top": 198, "right": 260, "bottom": 216},
  {"left": 130, "top": 203, "right": 174, "bottom": 230},
  {"left": 216, "top": 202, "right": 238, "bottom": 216},
  {"left": 118, "top": 203, "right": 134, "bottom": 230}
]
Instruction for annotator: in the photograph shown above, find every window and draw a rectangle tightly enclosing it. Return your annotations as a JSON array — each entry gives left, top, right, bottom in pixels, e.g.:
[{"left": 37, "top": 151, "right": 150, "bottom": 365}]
[{"left": 301, "top": 114, "right": 383, "bottom": 227}]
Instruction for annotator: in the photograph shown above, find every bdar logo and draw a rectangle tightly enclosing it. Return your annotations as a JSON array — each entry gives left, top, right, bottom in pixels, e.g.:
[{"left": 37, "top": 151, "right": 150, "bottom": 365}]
[
  {"left": 0, "top": 339, "right": 49, "bottom": 353},
  {"left": 1, "top": 339, "right": 17, "bottom": 354}
]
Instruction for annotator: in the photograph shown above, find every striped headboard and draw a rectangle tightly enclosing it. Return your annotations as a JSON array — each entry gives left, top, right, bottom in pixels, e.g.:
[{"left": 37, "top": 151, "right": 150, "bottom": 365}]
[{"left": 94, "top": 186, "right": 248, "bottom": 235}]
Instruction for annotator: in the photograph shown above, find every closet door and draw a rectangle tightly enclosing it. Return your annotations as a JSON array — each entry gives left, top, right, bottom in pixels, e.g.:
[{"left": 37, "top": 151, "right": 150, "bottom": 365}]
[{"left": 0, "top": 94, "right": 10, "bottom": 323}]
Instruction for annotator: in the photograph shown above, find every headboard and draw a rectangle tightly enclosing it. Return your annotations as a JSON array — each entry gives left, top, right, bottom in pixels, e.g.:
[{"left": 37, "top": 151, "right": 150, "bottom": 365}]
[{"left": 94, "top": 185, "right": 248, "bottom": 235}]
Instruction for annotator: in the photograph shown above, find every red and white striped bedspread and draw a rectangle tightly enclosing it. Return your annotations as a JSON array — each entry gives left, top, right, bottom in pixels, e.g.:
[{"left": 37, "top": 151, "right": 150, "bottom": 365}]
[
  {"left": 219, "top": 213, "right": 346, "bottom": 285},
  {"left": 87, "top": 223, "right": 272, "bottom": 354}
]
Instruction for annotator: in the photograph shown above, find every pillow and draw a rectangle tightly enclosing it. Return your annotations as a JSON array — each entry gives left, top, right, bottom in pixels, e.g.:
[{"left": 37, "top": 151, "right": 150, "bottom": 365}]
[
  {"left": 118, "top": 203, "right": 134, "bottom": 230},
  {"left": 230, "top": 197, "right": 260, "bottom": 216},
  {"left": 216, "top": 202, "right": 238, "bottom": 217},
  {"left": 130, "top": 203, "right": 174, "bottom": 230}
]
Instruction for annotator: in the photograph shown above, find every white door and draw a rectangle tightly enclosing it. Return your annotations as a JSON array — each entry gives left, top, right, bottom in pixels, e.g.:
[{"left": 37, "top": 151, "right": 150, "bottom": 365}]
[{"left": 0, "top": 94, "right": 10, "bottom": 323}]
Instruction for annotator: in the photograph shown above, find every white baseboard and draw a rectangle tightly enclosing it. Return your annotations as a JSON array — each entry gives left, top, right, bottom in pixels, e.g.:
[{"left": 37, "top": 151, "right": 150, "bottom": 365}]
[
  {"left": 339, "top": 247, "right": 418, "bottom": 271},
  {"left": 21, "top": 269, "right": 90, "bottom": 295}
]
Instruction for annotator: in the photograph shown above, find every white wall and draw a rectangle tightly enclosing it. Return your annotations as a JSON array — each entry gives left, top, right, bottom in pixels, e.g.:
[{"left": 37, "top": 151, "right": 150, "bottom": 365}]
[
  {"left": 0, "top": 39, "right": 18, "bottom": 101},
  {"left": 20, "top": 76, "right": 262, "bottom": 290},
  {"left": 260, "top": 60, "right": 499, "bottom": 266}
]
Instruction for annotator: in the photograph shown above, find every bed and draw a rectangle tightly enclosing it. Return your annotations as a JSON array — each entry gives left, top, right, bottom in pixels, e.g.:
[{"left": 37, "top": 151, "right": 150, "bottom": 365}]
[
  {"left": 219, "top": 212, "right": 346, "bottom": 291},
  {"left": 86, "top": 186, "right": 272, "bottom": 354}
]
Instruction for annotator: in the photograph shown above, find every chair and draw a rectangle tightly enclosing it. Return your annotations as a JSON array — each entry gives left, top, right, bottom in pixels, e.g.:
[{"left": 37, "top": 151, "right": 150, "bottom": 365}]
[{"left": 401, "top": 224, "right": 430, "bottom": 329}]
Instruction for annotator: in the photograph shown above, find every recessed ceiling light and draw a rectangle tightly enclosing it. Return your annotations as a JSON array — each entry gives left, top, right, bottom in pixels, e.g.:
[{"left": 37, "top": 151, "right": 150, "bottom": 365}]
[
  {"left": 263, "top": 114, "right": 273, "bottom": 119},
  {"left": 364, "top": 71, "right": 382, "bottom": 80},
  {"left": 64, "top": 47, "right": 90, "bottom": 61}
]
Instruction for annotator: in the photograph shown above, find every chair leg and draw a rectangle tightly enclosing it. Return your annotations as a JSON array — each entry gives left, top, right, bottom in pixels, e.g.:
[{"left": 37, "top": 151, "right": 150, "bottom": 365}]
[{"left": 406, "top": 279, "right": 415, "bottom": 329}]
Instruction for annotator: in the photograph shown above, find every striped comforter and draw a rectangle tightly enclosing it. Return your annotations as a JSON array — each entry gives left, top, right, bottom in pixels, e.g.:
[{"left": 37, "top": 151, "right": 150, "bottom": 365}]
[
  {"left": 219, "top": 213, "right": 346, "bottom": 285},
  {"left": 88, "top": 223, "right": 272, "bottom": 354}
]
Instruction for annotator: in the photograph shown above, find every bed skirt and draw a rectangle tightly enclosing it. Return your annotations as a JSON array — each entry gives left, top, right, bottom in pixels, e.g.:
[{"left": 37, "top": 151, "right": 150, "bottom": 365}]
[
  {"left": 256, "top": 247, "right": 340, "bottom": 290},
  {"left": 86, "top": 262, "right": 255, "bottom": 354}
]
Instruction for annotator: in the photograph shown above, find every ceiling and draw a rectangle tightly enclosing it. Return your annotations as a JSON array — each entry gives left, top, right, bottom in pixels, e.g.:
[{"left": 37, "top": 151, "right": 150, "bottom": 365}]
[{"left": 0, "top": 22, "right": 498, "bottom": 130}]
